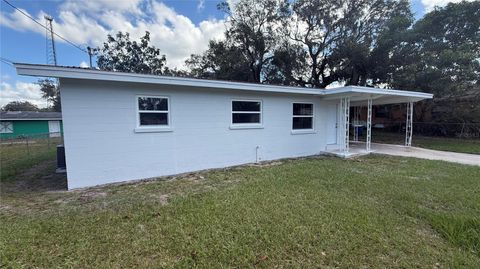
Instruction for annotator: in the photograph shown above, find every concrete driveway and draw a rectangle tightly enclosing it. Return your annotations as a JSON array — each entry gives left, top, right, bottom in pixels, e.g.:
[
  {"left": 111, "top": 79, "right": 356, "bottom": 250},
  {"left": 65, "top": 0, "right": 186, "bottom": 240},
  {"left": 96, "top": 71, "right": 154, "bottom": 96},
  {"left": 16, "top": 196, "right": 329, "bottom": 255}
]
[{"left": 361, "top": 143, "right": 480, "bottom": 166}]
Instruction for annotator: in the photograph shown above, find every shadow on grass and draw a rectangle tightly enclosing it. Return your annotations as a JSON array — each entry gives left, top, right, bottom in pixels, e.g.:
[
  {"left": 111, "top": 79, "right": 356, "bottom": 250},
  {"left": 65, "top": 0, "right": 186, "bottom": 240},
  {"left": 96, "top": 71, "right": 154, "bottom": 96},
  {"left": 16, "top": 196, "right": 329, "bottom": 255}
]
[{"left": 1, "top": 159, "right": 67, "bottom": 193}]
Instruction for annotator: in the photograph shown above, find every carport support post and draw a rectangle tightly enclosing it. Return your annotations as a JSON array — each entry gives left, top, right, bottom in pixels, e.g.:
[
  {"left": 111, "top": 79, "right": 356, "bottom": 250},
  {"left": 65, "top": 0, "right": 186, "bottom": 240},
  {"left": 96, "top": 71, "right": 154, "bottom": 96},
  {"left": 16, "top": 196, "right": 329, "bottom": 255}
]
[
  {"left": 353, "top": 106, "right": 360, "bottom": 142},
  {"left": 366, "top": 98, "right": 372, "bottom": 152},
  {"left": 340, "top": 97, "right": 350, "bottom": 154},
  {"left": 405, "top": 102, "right": 413, "bottom": 147}
]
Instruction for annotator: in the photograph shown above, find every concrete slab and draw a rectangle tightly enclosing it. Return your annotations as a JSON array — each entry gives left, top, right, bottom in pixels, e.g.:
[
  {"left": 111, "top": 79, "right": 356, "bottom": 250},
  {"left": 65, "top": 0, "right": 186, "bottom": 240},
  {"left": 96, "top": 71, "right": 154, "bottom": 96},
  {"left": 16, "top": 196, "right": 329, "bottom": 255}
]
[{"left": 363, "top": 142, "right": 480, "bottom": 166}]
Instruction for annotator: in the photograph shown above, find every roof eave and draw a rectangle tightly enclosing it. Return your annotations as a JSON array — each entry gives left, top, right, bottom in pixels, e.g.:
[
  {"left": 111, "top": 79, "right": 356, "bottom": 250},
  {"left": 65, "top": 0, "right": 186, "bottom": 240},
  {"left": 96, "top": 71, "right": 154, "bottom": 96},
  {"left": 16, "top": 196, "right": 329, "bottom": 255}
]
[
  {"left": 323, "top": 85, "right": 433, "bottom": 99},
  {"left": 14, "top": 63, "right": 322, "bottom": 96},
  {"left": 14, "top": 63, "right": 433, "bottom": 102}
]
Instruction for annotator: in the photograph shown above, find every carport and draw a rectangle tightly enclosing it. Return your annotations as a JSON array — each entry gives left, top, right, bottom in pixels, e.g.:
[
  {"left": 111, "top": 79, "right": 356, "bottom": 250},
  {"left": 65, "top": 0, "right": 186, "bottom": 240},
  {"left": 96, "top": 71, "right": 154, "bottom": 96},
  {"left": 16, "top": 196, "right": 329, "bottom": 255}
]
[{"left": 322, "top": 86, "right": 433, "bottom": 157}]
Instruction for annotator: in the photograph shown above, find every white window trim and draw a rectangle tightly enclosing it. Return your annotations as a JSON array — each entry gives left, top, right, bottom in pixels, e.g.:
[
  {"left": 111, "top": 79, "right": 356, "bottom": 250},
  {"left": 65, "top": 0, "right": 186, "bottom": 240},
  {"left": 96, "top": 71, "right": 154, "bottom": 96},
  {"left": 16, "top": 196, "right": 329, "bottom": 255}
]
[
  {"left": 291, "top": 102, "right": 315, "bottom": 134},
  {"left": 230, "top": 99, "right": 263, "bottom": 129},
  {"left": 135, "top": 95, "right": 173, "bottom": 133},
  {"left": 0, "top": 121, "right": 13, "bottom": 134}
]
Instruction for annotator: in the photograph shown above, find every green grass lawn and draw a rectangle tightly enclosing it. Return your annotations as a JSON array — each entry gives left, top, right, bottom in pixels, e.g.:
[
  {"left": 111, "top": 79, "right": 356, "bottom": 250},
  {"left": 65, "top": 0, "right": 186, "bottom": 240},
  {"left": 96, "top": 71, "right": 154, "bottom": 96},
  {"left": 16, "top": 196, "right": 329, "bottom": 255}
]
[
  {"left": 1, "top": 155, "right": 479, "bottom": 268},
  {"left": 0, "top": 139, "right": 60, "bottom": 181},
  {"left": 368, "top": 130, "right": 480, "bottom": 154}
]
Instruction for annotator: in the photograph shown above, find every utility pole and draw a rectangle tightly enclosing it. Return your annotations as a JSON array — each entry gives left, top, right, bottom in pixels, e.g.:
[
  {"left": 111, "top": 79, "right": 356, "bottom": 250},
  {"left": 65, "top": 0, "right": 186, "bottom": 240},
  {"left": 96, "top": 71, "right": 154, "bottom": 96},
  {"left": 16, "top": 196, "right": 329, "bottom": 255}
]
[
  {"left": 87, "top": 46, "right": 98, "bottom": 68},
  {"left": 44, "top": 15, "right": 57, "bottom": 66}
]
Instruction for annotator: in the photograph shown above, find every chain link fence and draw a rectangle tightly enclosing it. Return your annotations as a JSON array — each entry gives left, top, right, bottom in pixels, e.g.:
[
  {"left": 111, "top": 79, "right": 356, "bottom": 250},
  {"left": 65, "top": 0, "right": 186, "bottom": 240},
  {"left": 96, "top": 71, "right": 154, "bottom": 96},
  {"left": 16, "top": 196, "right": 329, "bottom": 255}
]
[
  {"left": 376, "top": 122, "right": 480, "bottom": 138},
  {"left": 0, "top": 132, "right": 63, "bottom": 180}
]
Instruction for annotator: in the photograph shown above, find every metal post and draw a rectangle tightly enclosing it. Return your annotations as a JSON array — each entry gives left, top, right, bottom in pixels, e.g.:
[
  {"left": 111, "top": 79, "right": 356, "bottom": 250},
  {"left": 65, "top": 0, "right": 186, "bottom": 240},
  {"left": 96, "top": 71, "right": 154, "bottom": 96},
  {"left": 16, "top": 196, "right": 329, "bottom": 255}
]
[
  {"left": 25, "top": 136, "right": 30, "bottom": 155},
  {"left": 405, "top": 102, "right": 413, "bottom": 147},
  {"left": 353, "top": 106, "right": 360, "bottom": 142},
  {"left": 340, "top": 97, "right": 350, "bottom": 154},
  {"left": 44, "top": 15, "right": 57, "bottom": 66},
  {"left": 366, "top": 98, "right": 372, "bottom": 152}
]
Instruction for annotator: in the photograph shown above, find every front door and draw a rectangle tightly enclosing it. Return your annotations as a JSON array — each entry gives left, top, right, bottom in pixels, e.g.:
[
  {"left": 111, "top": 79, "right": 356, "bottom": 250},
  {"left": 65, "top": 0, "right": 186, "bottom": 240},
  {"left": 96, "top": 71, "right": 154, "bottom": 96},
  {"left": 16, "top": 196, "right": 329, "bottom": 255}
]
[
  {"left": 326, "top": 104, "right": 338, "bottom": 144},
  {"left": 48, "top": 120, "right": 61, "bottom": 137}
]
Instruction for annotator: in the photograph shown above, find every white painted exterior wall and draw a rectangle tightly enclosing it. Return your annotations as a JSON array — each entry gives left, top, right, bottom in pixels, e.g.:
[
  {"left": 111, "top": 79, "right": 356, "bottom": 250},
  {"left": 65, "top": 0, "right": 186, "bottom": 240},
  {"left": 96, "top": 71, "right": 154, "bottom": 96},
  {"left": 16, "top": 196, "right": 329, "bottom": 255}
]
[{"left": 60, "top": 79, "right": 338, "bottom": 189}]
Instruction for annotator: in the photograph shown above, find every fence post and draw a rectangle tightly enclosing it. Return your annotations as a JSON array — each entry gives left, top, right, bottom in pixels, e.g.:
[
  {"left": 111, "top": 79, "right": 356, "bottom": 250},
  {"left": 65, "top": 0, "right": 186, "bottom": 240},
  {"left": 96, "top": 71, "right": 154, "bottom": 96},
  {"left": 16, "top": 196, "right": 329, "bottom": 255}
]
[{"left": 25, "top": 136, "right": 30, "bottom": 155}]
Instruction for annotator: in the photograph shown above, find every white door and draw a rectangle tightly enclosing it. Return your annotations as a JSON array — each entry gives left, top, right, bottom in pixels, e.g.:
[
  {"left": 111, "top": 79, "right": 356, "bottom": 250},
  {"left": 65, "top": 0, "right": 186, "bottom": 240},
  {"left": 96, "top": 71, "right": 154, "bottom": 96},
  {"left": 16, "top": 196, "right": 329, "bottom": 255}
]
[
  {"left": 48, "top": 120, "right": 61, "bottom": 137},
  {"left": 326, "top": 104, "right": 338, "bottom": 144}
]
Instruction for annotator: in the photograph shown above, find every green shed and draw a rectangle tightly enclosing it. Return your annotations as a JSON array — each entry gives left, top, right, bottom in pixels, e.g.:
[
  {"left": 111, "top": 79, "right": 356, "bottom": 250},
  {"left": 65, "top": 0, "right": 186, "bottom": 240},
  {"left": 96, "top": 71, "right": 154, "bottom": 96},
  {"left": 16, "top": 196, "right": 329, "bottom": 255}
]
[{"left": 0, "top": 111, "right": 63, "bottom": 139}]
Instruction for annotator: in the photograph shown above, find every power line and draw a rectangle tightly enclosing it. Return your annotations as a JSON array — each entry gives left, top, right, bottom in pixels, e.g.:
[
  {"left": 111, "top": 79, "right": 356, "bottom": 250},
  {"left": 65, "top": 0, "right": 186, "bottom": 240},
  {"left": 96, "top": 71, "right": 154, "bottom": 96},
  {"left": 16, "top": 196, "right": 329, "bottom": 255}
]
[
  {"left": 2, "top": 0, "right": 88, "bottom": 54},
  {"left": 0, "top": 57, "right": 14, "bottom": 66}
]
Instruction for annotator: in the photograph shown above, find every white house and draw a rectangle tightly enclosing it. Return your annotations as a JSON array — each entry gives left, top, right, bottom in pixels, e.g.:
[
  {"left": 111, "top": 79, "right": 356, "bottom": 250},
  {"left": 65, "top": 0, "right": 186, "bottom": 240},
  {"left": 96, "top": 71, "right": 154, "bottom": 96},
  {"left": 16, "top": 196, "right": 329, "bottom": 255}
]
[{"left": 15, "top": 63, "right": 433, "bottom": 189}]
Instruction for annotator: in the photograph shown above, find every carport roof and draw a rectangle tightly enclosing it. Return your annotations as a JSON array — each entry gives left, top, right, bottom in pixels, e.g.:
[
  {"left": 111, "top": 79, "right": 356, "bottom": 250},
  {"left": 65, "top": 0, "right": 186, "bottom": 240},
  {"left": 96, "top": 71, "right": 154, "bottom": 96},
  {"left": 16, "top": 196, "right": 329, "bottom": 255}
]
[
  {"left": 15, "top": 63, "right": 432, "bottom": 104},
  {"left": 322, "top": 86, "right": 433, "bottom": 105}
]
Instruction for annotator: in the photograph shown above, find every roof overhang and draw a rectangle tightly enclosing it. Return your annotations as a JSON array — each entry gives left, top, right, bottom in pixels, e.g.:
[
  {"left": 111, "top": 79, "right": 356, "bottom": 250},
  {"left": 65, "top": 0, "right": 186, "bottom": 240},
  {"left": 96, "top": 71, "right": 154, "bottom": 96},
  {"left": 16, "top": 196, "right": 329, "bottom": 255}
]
[
  {"left": 322, "top": 86, "right": 433, "bottom": 105},
  {"left": 15, "top": 63, "right": 433, "bottom": 104},
  {"left": 15, "top": 63, "right": 321, "bottom": 96}
]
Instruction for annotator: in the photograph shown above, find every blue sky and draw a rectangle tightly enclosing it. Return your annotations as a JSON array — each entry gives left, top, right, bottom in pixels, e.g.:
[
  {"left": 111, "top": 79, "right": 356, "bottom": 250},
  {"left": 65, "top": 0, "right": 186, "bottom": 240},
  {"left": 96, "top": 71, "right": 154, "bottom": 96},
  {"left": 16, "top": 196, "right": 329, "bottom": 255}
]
[{"left": 0, "top": 0, "right": 460, "bottom": 107}]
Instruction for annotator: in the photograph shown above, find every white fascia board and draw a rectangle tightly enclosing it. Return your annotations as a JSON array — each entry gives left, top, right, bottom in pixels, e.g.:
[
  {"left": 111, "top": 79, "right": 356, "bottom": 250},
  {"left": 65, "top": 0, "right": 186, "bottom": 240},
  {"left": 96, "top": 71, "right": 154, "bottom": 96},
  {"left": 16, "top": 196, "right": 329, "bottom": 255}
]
[
  {"left": 15, "top": 63, "right": 433, "bottom": 101},
  {"left": 15, "top": 63, "right": 322, "bottom": 96},
  {"left": 324, "top": 86, "right": 433, "bottom": 99}
]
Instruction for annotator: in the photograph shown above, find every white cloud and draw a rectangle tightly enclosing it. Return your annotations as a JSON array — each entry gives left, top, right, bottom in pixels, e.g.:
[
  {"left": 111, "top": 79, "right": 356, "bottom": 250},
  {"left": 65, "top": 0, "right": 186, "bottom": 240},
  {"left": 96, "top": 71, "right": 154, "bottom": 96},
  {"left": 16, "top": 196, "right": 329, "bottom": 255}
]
[
  {"left": 0, "top": 0, "right": 226, "bottom": 69},
  {"left": 60, "top": 0, "right": 144, "bottom": 14},
  {"left": 79, "top": 61, "right": 89, "bottom": 68},
  {"left": 421, "top": 0, "right": 475, "bottom": 12},
  {"left": 0, "top": 81, "right": 46, "bottom": 108}
]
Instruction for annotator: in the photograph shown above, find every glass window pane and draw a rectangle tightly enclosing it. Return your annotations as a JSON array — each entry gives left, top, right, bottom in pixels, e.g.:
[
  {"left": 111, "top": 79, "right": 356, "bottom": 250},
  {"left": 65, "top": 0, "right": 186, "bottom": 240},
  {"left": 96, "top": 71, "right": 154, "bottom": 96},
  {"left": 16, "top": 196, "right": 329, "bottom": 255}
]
[
  {"left": 138, "top": 97, "right": 168, "bottom": 111},
  {"left": 232, "top": 101, "right": 261, "bottom": 112},
  {"left": 140, "top": 113, "right": 168, "bottom": 125},
  {"left": 293, "top": 117, "right": 313, "bottom": 129},
  {"left": 293, "top": 103, "right": 313, "bottom": 115},
  {"left": 232, "top": 113, "right": 260, "bottom": 124}
]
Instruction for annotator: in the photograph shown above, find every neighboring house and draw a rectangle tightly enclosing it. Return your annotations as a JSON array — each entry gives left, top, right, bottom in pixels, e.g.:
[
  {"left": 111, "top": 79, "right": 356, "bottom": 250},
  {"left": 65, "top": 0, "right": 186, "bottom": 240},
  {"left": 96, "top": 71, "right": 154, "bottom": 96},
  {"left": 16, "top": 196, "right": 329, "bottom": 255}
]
[
  {"left": 0, "top": 111, "right": 63, "bottom": 139},
  {"left": 15, "top": 63, "right": 432, "bottom": 189}
]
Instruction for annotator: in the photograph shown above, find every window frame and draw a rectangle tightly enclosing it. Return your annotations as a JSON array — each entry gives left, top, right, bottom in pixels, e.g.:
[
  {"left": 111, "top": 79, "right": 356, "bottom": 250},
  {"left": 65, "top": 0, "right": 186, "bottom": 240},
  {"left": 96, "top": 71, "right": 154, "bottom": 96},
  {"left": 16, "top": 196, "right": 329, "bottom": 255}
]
[
  {"left": 135, "top": 95, "right": 172, "bottom": 133},
  {"left": 0, "top": 121, "right": 13, "bottom": 134},
  {"left": 230, "top": 99, "right": 263, "bottom": 129},
  {"left": 291, "top": 102, "right": 315, "bottom": 134}
]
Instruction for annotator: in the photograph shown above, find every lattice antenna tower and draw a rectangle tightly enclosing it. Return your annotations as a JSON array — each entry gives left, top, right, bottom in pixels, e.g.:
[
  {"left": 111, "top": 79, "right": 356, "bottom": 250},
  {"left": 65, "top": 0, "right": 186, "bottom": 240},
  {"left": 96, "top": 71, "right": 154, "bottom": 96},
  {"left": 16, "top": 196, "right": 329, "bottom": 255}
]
[{"left": 44, "top": 15, "right": 57, "bottom": 66}]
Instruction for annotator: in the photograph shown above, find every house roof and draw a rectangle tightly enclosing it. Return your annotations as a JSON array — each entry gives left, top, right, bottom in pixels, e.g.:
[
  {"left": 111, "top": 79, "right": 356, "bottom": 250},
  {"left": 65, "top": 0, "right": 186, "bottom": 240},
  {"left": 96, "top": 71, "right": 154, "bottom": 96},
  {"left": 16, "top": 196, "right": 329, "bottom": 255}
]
[
  {"left": 14, "top": 63, "right": 433, "bottom": 104},
  {"left": 0, "top": 111, "right": 62, "bottom": 121}
]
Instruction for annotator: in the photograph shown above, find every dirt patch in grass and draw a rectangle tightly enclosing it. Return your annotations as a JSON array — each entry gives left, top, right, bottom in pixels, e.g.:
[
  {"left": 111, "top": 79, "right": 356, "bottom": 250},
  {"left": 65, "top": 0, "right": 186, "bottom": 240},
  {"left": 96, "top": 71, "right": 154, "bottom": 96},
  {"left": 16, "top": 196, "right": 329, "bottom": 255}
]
[
  {"left": 152, "top": 194, "right": 170, "bottom": 205},
  {"left": 249, "top": 161, "right": 283, "bottom": 167},
  {"left": 0, "top": 159, "right": 67, "bottom": 193}
]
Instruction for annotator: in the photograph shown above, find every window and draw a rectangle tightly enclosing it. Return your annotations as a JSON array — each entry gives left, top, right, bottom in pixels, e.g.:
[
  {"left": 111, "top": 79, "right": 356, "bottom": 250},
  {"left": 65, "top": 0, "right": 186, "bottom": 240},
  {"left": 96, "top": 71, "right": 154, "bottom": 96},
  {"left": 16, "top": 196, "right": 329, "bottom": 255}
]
[
  {"left": 137, "top": 96, "right": 169, "bottom": 127},
  {"left": 0, "top": 122, "right": 13, "bottom": 134},
  {"left": 231, "top": 100, "right": 262, "bottom": 126},
  {"left": 292, "top": 103, "right": 313, "bottom": 130}
]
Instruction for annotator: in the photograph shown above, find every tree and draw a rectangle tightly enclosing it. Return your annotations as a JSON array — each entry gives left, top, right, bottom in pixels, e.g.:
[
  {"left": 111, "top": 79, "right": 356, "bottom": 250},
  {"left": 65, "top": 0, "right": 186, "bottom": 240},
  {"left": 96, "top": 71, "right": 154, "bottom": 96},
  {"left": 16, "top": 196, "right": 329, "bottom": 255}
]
[
  {"left": 97, "top": 31, "right": 168, "bottom": 75},
  {"left": 2, "top": 101, "right": 39, "bottom": 111},
  {"left": 38, "top": 79, "right": 61, "bottom": 112},
  {"left": 391, "top": 1, "right": 480, "bottom": 97},
  {"left": 273, "top": 0, "right": 412, "bottom": 88},
  {"left": 187, "top": 0, "right": 288, "bottom": 83},
  {"left": 389, "top": 1, "right": 480, "bottom": 123},
  {"left": 264, "top": 42, "right": 308, "bottom": 86},
  {"left": 219, "top": 0, "right": 288, "bottom": 82},
  {"left": 185, "top": 40, "right": 252, "bottom": 81}
]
